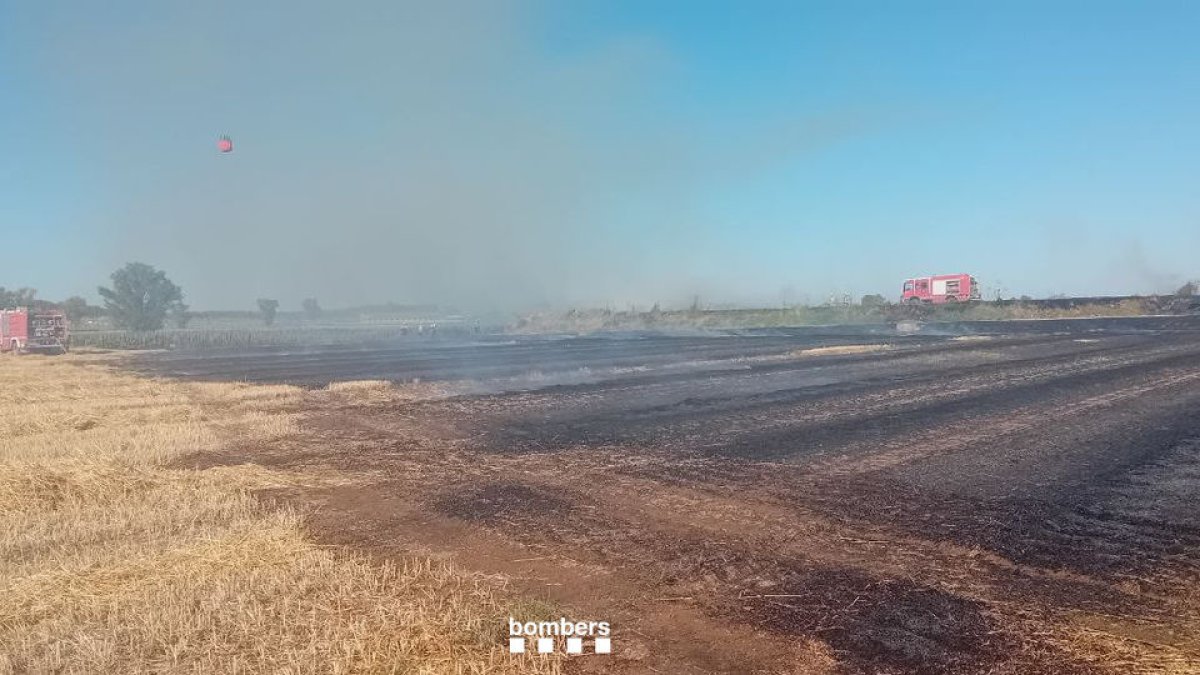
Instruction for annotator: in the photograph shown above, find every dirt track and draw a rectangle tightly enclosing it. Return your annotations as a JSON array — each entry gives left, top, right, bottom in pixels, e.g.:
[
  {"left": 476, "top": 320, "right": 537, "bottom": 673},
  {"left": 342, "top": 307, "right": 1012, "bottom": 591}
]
[{"left": 165, "top": 317, "right": 1200, "bottom": 674}]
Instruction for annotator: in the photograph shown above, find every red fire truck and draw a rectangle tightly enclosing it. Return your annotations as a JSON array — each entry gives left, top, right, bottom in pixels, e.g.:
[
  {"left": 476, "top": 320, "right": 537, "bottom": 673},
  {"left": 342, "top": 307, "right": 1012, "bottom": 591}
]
[
  {"left": 0, "top": 307, "right": 70, "bottom": 354},
  {"left": 901, "top": 273, "right": 981, "bottom": 304}
]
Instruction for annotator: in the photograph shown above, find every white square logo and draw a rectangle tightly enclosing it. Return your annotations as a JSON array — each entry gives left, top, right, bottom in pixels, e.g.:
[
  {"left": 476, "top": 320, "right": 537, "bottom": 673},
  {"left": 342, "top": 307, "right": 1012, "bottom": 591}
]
[
  {"left": 566, "top": 637, "right": 583, "bottom": 654},
  {"left": 594, "top": 637, "right": 612, "bottom": 654},
  {"left": 508, "top": 637, "right": 525, "bottom": 654},
  {"left": 537, "top": 637, "right": 554, "bottom": 653}
]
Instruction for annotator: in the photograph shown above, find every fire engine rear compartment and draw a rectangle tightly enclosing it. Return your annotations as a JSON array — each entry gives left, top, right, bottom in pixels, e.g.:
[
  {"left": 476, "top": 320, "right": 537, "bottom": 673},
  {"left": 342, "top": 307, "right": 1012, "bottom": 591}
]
[{"left": 1, "top": 309, "right": 69, "bottom": 353}]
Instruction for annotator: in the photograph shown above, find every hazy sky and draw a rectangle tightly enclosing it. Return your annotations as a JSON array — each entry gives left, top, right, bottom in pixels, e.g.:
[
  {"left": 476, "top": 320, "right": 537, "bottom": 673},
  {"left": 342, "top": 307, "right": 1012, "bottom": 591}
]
[{"left": 3, "top": 1, "right": 1199, "bottom": 310}]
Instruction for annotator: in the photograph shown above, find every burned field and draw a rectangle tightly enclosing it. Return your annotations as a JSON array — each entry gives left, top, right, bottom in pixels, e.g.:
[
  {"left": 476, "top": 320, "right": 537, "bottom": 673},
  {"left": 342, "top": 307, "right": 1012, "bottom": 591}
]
[{"left": 156, "top": 316, "right": 1200, "bottom": 674}]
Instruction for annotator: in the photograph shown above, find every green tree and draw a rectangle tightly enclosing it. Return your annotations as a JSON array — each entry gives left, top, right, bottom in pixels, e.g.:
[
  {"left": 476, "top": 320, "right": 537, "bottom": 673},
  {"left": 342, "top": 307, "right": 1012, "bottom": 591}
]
[
  {"left": 257, "top": 298, "right": 279, "bottom": 326},
  {"left": 860, "top": 294, "right": 887, "bottom": 307},
  {"left": 302, "top": 297, "right": 322, "bottom": 320},
  {"left": 98, "top": 263, "right": 184, "bottom": 331},
  {"left": 1177, "top": 281, "right": 1197, "bottom": 296}
]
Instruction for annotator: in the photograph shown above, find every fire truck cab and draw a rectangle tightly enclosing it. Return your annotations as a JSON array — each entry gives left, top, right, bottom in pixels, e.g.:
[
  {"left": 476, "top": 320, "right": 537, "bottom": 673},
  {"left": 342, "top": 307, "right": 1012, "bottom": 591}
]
[
  {"left": 0, "top": 308, "right": 70, "bottom": 354},
  {"left": 902, "top": 274, "right": 980, "bottom": 305}
]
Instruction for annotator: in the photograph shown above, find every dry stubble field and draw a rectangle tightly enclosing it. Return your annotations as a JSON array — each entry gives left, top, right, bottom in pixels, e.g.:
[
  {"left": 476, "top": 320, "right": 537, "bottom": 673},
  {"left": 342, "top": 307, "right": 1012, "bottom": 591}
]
[{"left": 0, "top": 353, "right": 558, "bottom": 675}]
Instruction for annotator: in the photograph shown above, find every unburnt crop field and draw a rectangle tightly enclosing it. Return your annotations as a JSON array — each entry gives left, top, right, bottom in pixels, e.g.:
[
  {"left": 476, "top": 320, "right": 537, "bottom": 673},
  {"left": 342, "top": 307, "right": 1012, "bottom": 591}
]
[{"left": 17, "top": 314, "right": 1200, "bottom": 674}]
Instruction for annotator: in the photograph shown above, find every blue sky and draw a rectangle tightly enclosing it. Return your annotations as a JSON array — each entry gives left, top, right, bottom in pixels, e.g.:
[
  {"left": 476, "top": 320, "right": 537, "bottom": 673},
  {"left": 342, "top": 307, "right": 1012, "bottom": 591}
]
[{"left": 2, "top": 1, "right": 1198, "bottom": 309}]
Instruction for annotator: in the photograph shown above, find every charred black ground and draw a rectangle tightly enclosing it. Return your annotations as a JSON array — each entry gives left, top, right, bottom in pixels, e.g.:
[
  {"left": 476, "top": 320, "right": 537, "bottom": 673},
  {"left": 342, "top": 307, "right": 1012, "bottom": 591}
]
[{"left": 161, "top": 315, "right": 1200, "bottom": 674}]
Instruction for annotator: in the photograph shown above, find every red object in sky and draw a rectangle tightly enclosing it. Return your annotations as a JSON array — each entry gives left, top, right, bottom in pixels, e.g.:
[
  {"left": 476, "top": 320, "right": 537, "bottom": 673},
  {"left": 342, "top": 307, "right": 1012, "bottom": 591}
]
[{"left": 217, "top": 136, "right": 233, "bottom": 153}]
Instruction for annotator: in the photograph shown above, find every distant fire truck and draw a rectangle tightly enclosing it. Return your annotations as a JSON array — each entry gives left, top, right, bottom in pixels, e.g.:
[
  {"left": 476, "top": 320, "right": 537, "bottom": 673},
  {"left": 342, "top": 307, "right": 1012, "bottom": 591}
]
[
  {"left": 0, "top": 307, "right": 70, "bottom": 354},
  {"left": 902, "top": 273, "right": 981, "bottom": 304}
]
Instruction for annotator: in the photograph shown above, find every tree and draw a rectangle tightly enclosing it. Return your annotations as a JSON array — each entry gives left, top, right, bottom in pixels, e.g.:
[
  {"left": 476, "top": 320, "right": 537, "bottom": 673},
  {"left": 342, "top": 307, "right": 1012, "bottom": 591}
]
[
  {"left": 0, "top": 287, "right": 37, "bottom": 308},
  {"left": 302, "top": 297, "right": 322, "bottom": 320},
  {"left": 61, "top": 296, "right": 88, "bottom": 319},
  {"left": 60, "top": 296, "right": 104, "bottom": 321},
  {"left": 257, "top": 298, "right": 279, "bottom": 326},
  {"left": 860, "top": 294, "right": 887, "bottom": 307},
  {"left": 98, "top": 263, "right": 184, "bottom": 331},
  {"left": 1177, "top": 281, "right": 1197, "bottom": 296},
  {"left": 169, "top": 301, "right": 191, "bottom": 328}
]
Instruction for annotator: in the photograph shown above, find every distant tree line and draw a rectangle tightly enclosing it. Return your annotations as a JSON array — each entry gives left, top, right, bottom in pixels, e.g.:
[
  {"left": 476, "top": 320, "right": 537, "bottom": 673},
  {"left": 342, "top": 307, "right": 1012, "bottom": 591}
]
[
  {"left": 0, "top": 287, "right": 38, "bottom": 308},
  {"left": 16, "top": 261, "right": 1192, "bottom": 334},
  {"left": 6, "top": 264, "right": 339, "bottom": 331}
]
